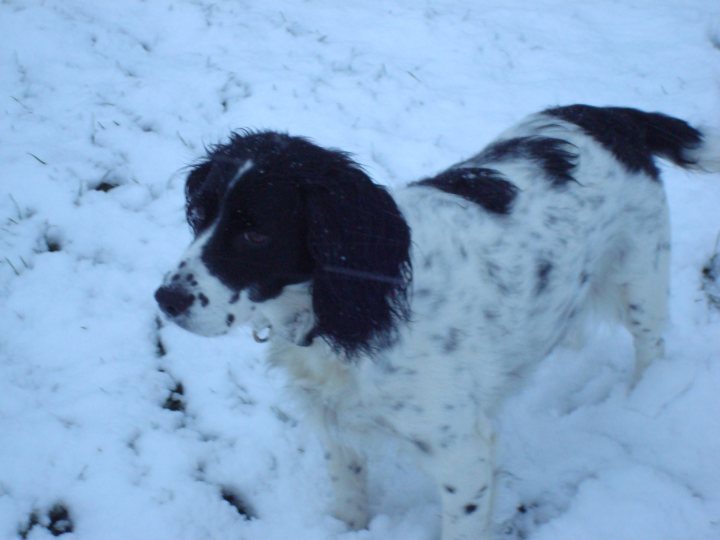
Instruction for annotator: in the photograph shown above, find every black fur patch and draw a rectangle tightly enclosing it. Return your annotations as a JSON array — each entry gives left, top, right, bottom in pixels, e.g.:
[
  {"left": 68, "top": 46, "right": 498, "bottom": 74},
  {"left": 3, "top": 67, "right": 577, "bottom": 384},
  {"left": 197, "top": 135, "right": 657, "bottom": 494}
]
[
  {"left": 412, "top": 439, "right": 432, "bottom": 454},
  {"left": 476, "top": 136, "right": 577, "bottom": 185},
  {"left": 535, "top": 260, "right": 553, "bottom": 295},
  {"left": 414, "top": 168, "right": 518, "bottom": 214},
  {"left": 545, "top": 104, "right": 703, "bottom": 179}
]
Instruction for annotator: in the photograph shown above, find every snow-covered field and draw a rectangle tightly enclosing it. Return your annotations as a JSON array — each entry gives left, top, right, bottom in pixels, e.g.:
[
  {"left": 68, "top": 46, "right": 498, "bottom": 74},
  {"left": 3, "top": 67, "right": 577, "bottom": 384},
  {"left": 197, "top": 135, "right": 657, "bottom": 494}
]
[{"left": 2, "top": 1, "right": 720, "bottom": 539}]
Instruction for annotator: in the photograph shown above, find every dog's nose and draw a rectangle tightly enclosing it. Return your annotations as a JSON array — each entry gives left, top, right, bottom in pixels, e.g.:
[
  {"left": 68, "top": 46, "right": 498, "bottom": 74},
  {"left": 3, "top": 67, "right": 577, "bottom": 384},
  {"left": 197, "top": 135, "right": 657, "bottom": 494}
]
[{"left": 155, "top": 285, "right": 195, "bottom": 317}]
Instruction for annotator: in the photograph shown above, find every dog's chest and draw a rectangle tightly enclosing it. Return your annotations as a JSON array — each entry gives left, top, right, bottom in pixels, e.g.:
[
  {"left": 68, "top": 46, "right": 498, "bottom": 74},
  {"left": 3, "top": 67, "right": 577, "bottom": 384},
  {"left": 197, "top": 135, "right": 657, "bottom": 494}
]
[{"left": 268, "top": 341, "right": 432, "bottom": 441}]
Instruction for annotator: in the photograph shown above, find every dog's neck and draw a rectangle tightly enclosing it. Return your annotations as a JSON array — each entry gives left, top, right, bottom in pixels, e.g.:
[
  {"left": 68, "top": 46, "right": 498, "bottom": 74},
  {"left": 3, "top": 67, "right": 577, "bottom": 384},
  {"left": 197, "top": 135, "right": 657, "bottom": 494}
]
[{"left": 252, "top": 282, "right": 316, "bottom": 347}]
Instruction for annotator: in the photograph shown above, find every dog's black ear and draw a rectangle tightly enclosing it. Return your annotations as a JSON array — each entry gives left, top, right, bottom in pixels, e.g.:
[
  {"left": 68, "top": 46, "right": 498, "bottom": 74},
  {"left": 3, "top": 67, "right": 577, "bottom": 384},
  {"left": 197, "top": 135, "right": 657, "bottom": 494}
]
[{"left": 305, "top": 161, "right": 412, "bottom": 357}]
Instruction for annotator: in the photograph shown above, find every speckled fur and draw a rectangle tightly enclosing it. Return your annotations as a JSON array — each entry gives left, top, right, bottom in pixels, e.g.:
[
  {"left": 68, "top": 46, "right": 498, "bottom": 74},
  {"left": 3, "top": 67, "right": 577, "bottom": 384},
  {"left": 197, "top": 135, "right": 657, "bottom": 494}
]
[{"left": 156, "top": 106, "right": 719, "bottom": 540}]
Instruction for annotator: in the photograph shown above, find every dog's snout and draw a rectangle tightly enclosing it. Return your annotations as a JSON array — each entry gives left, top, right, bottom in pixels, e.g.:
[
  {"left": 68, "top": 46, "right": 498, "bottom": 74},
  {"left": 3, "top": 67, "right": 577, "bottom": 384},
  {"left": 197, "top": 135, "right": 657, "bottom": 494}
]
[{"left": 155, "top": 285, "right": 195, "bottom": 317}]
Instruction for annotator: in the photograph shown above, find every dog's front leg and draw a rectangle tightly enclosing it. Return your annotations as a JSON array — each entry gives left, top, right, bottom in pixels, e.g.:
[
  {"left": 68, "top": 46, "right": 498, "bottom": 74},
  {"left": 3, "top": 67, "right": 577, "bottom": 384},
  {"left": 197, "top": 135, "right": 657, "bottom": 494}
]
[
  {"left": 430, "top": 415, "right": 496, "bottom": 540},
  {"left": 320, "top": 435, "right": 369, "bottom": 530}
]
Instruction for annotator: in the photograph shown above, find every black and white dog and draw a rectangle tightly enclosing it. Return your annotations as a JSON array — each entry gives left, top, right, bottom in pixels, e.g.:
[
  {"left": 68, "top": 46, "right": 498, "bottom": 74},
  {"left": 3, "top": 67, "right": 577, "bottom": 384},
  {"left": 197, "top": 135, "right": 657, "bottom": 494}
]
[{"left": 156, "top": 105, "right": 719, "bottom": 540}]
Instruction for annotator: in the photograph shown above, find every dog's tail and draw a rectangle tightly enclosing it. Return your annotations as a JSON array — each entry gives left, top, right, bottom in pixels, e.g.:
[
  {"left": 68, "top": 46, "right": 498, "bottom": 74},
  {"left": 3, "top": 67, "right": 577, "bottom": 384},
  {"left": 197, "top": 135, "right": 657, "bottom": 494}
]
[
  {"left": 633, "top": 110, "right": 720, "bottom": 173},
  {"left": 683, "top": 126, "right": 720, "bottom": 173},
  {"left": 546, "top": 105, "right": 720, "bottom": 175}
]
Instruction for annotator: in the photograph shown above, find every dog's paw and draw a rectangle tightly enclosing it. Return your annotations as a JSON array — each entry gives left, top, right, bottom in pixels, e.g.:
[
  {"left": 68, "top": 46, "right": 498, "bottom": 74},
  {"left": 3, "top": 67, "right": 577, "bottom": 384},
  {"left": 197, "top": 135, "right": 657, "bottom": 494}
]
[{"left": 331, "top": 503, "right": 370, "bottom": 531}]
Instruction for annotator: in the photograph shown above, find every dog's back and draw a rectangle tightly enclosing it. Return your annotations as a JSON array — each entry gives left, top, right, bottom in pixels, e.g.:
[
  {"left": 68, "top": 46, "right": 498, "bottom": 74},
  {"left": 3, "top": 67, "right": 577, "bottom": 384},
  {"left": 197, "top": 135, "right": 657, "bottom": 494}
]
[{"left": 401, "top": 105, "right": 719, "bottom": 396}]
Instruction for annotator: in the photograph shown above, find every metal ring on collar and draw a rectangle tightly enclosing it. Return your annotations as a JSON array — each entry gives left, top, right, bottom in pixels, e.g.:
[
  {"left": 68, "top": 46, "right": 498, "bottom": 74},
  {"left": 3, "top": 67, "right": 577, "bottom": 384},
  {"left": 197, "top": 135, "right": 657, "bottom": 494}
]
[{"left": 253, "top": 326, "right": 272, "bottom": 343}]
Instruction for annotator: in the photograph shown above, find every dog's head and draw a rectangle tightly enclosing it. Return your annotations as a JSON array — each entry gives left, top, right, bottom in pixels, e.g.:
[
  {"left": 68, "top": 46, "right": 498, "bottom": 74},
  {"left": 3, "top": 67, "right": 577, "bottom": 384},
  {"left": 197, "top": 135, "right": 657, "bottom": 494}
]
[{"left": 155, "top": 131, "right": 412, "bottom": 356}]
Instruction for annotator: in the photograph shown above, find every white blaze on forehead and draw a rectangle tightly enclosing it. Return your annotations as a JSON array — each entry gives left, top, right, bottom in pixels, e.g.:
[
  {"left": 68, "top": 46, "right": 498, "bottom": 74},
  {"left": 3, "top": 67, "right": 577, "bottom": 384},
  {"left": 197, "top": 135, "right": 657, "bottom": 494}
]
[
  {"left": 228, "top": 159, "right": 254, "bottom": 190},
  {"left": 183, "top": 224, "right": 213, "bottom": 259},
  {"left": 159, "top": 159, "right": 258, "bottom": 337}
]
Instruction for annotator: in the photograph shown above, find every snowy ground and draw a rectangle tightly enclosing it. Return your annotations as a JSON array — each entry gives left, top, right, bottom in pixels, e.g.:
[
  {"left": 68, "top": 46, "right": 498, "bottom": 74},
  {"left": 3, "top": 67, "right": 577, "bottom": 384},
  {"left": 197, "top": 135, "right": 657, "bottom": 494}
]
[{"left": 2, "top": 1, "right": 720, "bottom": 539}]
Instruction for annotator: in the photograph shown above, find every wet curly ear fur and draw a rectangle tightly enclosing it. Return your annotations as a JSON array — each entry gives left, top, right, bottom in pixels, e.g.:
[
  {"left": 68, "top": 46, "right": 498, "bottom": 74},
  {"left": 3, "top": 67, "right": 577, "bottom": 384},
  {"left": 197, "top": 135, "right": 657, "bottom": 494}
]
[
  {"left": 184, "top": 160, "right": 216, "bottom": 234},
  {"left": 304, "top": 163, "right": 412, "bottom": 357},
  {"left": 184, "top": 144, "right": 248, "bottom": 235}
]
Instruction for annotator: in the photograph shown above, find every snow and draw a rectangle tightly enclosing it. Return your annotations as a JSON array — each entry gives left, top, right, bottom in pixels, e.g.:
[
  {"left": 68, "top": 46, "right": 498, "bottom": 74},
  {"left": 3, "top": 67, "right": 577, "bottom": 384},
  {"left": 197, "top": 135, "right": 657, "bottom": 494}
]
[{"left": 2, "top": 0, "right": 720, "bottom": 538}]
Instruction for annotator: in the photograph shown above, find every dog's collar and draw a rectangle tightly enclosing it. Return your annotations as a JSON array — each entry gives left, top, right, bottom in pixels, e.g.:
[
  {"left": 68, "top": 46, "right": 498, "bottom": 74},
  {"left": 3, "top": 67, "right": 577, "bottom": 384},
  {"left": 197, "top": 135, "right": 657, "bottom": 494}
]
[{"left": 251, "top": 311, "right": 316, "bottom": 347}]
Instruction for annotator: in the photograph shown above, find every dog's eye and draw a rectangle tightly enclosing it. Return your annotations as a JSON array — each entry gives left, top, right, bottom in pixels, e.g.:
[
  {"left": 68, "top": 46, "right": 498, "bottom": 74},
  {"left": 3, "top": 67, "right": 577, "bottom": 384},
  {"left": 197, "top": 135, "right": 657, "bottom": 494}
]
[{"left": 239, "top": 231, "right": 270, "bottom": 247}]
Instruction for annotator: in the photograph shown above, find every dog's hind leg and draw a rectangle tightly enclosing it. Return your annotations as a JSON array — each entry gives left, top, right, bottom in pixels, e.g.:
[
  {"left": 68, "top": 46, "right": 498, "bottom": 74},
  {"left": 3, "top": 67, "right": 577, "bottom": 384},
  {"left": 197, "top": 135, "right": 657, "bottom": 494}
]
[{"left": 618, "top": 207, "right": 671, "bottom": 385}]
